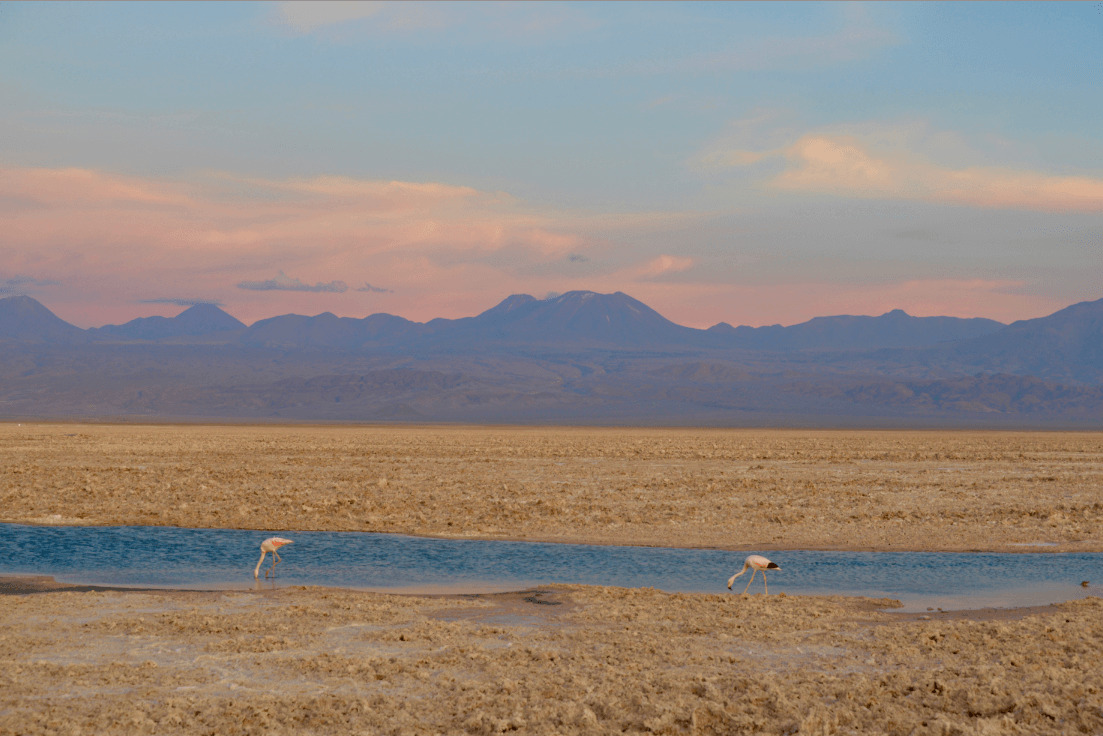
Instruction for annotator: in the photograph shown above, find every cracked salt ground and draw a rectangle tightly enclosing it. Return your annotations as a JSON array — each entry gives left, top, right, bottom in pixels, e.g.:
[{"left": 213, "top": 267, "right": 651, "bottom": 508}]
[
  {"left": 4, "top": 426, "right": 1103, "bottom": 733},
  {"left": 3, "top": 578, "right": 1102, "bottom": 734},
  {"left": 5, "top": 425, "right": 1103, "bottom": 558}
]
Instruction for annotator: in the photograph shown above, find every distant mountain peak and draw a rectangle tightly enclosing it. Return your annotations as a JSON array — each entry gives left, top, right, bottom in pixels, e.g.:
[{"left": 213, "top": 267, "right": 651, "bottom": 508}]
[
  {"left": 0, "top": 295, "right": 87, "bottom": 343},
  {"left": 556, "top": 290, "right": 597, "bottom": 301},
  {"left": 180, "top": 303, "right": 220, "bottom": 313},
  {"left": 177, "top": 302, "right": 232, "bottom": 317},
  {"left": 481, "top": 294, "right": 538, "bottom": 316},
  {"left": 455, "top": 289, "right": 703, "bottom": 347},
  {"left": 91, "top": 302, "right": 245, "bottom": 341},
  {"left": 172, "top": 303, "right": 246, "bottom": 331}
]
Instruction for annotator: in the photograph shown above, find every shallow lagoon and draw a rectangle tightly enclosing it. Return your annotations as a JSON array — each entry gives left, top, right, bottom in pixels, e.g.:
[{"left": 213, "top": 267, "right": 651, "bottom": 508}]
[{"left": 2, "top": 523, "right": 1099, "bottom": 612}]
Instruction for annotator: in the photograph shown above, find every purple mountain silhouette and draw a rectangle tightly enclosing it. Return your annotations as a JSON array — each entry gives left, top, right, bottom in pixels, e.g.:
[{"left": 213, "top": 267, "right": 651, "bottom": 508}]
[
  {"left": 240, "top": 312, "right": 427, "bottom": 348},
  {"left": 91, "top": 303, "right": 245, "bottom": 341},
  {"left": 431, "top": 291, "right": 707, "bottom": 347},
  {"left": 0, "top": 295, "right": 87, "bottom": 343},
  {"left": 929, "top": 297, "right": 1103, "bottom": 384},
  {"left": 5, "top": 291, "right": 1103, "bottom": 390},
  {"left": 708, "top": 309, "right": 1005, "bottom": 351}
]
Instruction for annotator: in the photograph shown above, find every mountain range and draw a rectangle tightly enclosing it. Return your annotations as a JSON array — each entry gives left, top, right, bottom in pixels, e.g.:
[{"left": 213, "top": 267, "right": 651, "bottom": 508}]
[
  {"left": 1, "top": 291, "right": 1101, "bottom": 425},
  {"left": 87, "top": 303, "right": 246, "bottom": 341},
  {"left": 1, "top": 291, "right": 1016, "bottom": 352}
]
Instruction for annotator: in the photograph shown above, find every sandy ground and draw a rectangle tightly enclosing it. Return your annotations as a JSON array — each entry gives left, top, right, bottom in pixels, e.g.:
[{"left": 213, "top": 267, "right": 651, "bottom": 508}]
[
  {"left": 2, "top": 423, "right": 1102, "bottom": 734},
  {"left": 2, "top": 423, "right": 1102, "bottom": 552},
  {"left": 1, "top": 578, "right": 1100, "bottom": 735}
]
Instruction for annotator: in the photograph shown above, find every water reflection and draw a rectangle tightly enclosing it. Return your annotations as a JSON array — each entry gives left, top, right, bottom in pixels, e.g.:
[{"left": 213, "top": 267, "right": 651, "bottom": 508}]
[{"left": 2, "top": 523, "right": 1099, "bottom": 612}]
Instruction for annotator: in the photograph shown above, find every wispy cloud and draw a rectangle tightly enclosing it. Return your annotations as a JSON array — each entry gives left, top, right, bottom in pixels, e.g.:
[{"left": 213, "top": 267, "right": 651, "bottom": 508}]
[
  {"left": 137, "top": 298, "right": 224, "bottom": 306},
  {"left": 237, "top": 271, "right": 349, "bottom": 293},
  {"left": 1, "top": 167, "right": 192, "bottom": 206},
  {"left": 697, "top": 122, "right": 1103, "bottom": 212},
  {"left": 2, "top": 160, "right": 1071, "bottom": 330},
  {"left": 633, "top": 255, "right": 695, "bottom": 281},
  {"left": 270, "top": 1, "right": 596, "bottom": 41},
  {"left": 0, "top": 164, "right": 689, "bottom": 324},
  {"left": 0, "top": 275, "right": 61, "bottom": 295},
  {"left": 687, "top": 107, "right": 799, "bottom": 173},
  {"left": 3, "top": 275, "right": 61, "bottom": 287},
  {"left": 772, "top": 134, "right": 1103, "bottom": 211},
  {"left": 249, "top": 174, "right": 480, "bottom": 204},
  {"left": 681, "top": 6, "right": 899, "bottom": 74},
  {"left": 273, "top": 1, "right": 387, "bottom": 34},
  {"left": 611, "top": 3, "right": 898, "bottom": 81},
  {"left": 355, "top": 282, "right": 393, "bottom": 293}
]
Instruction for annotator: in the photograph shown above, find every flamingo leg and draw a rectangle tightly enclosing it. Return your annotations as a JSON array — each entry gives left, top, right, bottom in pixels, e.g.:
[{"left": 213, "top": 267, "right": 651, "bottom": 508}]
[
  {"left": 762, "top": 571, "right": 768, "bottom": 595},
  {"left": 266, "top": 549, "right": 282, "bottom": 578},
  {"left": 743, "top": 569, "right": 756, "bottom": 594}
]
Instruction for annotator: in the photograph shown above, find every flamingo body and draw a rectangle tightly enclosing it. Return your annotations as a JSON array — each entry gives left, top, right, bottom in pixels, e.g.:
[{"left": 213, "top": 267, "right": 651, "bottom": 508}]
[
  {"left": 727, "top": 554, "right": 780, "bottom": 595},
  {"left": 254, "top": 537, "right": 293, "bottom": 578}
]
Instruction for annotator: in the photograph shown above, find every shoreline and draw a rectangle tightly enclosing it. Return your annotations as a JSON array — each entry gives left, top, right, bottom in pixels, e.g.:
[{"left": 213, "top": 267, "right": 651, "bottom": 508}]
[
  {"left": 4, "top": 518, "right": 1100, "bottom": 555},
  {"left": 3, "top": 570, "right": 1097, "bottom": 620},
  {"left": 1, "top": 573, "right": 1091, "bottom": 622}
]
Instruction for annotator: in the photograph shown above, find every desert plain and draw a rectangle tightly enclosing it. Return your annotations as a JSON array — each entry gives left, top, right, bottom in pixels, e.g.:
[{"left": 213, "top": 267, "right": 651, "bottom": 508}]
[{"left": 1, "top": 423, "right": 1102, "bottom": 735}]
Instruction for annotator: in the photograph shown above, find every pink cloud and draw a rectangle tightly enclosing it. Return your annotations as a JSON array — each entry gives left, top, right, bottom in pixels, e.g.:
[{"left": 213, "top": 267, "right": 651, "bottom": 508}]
[
  {"left": 769, "top": 134, "right": 1103, "bottom": 212},
  {"left": 0, "top": 164, "right": 1083, "bottom": 331},
  {"left": 0, "top": 167, "right": 193, "bottom": 206},
  {"left": 631, "top": 255, "right": 696, "bottom": 280},
  {"left": 0, "top": 166, "right": 652, "bottom": 326}
]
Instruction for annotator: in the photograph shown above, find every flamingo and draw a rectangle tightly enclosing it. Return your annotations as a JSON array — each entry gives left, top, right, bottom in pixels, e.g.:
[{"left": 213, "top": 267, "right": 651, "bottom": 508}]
[
  {"left": 727, "top": 554, "right": 780, "bottom": 595},
  {"left": 254, "top": 537, "right": 293, "bottom": 579}
]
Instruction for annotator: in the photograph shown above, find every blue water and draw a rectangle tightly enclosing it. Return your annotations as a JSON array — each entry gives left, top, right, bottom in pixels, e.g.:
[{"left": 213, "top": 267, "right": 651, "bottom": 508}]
[{"left": 1, "top": 523, "right": 1099, "bottom": 612}]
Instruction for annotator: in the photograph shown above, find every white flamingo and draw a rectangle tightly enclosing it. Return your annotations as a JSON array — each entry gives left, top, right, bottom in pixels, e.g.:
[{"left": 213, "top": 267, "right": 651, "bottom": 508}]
[
  {"left": 254, "top": 537, "right": 293, "bottom": 579},
  {"left": 727, "top": 554, "right": 780, "bottom": 595}
]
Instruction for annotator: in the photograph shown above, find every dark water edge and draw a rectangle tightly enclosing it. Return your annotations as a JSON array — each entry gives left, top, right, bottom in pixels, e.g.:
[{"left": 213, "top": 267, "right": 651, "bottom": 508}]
[{"left": 1, "top": 523, "right": 1099, "bottom": 612}]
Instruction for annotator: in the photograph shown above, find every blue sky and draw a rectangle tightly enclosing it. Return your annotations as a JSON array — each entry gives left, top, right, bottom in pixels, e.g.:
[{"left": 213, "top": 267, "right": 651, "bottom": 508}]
[{"left": 1, "top": 1, "right": 1100, "bottom": 328}]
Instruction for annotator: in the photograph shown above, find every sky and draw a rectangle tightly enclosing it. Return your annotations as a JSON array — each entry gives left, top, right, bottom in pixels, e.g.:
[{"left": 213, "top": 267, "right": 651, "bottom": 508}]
[{"left": 1, "top": 1, "right": 1101, "bottom": 329}]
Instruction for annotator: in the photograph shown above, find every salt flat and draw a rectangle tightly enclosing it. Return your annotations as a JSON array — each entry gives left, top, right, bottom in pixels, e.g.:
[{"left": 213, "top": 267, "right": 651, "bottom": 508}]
[
  {"left": 1, "top": 423, "right": 1101, "bottom": 735},
  {"left": 2, "top": 423, "right": 1101, "bottom": 552}
]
